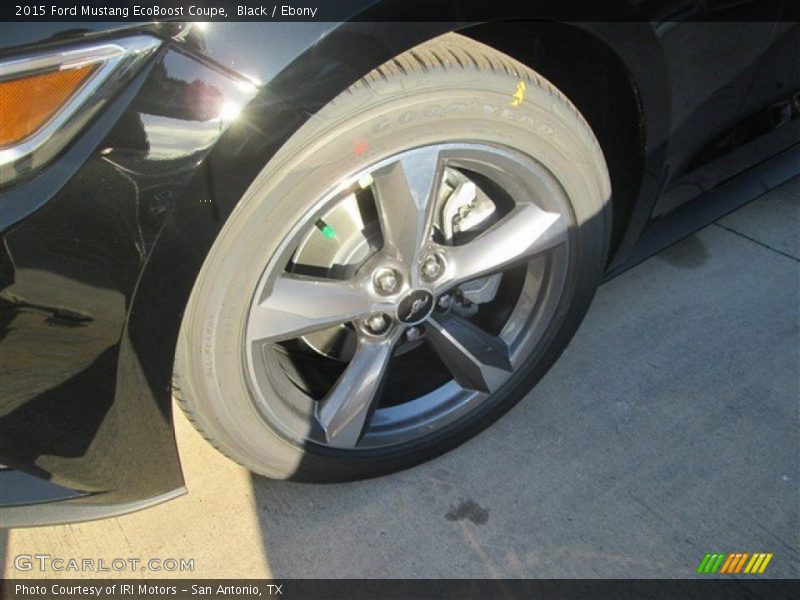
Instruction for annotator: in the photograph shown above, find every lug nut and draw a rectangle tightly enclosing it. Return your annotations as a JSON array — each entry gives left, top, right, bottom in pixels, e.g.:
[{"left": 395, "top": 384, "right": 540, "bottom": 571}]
[
  {"left": 405, "top": 326, "right": 422, "bottom": 341},
  {"left": 373, "top": 267, "right": 400, "bottom": 295},
  {"left": 365, "top": 313, "right": 389, "bottom": 334},
  {"left": 421, "top": 254, "right": 444, "bottom": 281},
  {"left": 437, "top": 294, "right": 452, "bottom": 310}
]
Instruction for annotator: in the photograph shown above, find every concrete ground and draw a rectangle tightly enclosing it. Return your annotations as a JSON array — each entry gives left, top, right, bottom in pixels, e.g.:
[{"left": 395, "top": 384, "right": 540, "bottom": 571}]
[{"left": 3, "top": 177, "right": 798, "bottom": 579}]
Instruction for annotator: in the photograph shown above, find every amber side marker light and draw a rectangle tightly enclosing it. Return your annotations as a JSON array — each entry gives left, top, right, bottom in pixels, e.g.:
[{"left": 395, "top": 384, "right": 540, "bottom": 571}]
[
  {"left": 0, "top": 35, "right": 161, "bottom": 188},
  {"left": 0, "top": 65, "right": 96, "bottom": 147}
]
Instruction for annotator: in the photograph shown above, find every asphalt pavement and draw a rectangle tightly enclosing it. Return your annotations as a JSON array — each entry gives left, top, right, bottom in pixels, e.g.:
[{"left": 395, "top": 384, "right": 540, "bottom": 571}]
[{"left": 3, "top": 177, "right": 798, "bottom": 579}]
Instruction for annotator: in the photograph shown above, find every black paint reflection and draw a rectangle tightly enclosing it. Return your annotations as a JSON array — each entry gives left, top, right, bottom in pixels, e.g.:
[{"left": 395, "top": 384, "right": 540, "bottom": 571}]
[{"left": 0, "top": 44, "right": 256, "bottom": 502}]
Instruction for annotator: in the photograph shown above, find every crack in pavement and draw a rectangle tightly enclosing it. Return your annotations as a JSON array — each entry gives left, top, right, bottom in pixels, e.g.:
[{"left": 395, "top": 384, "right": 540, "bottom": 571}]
[{"left": 712, "top": 222, "right": 799, "bottom": 262}]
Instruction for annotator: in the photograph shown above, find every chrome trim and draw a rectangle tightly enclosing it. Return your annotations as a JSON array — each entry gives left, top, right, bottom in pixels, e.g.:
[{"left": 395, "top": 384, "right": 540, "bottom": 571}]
[{"left": 0, "top": 35, "right": 162, "bottom": 186}]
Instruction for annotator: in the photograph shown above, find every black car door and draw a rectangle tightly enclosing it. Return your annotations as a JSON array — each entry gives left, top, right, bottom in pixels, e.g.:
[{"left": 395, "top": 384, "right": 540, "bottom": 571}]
[{"left": 651, "top": 0, "right": 790, "bottom": 215}]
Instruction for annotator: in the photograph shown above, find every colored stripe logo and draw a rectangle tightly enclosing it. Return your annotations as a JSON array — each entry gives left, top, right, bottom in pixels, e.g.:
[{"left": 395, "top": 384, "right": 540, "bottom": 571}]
[{"left": 697, "top": 552, "right": 773, "bottom": 574}]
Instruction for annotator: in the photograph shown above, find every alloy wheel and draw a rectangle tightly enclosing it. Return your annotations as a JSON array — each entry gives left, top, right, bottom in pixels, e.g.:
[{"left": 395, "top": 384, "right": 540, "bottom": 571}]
[{"left": 244, "top": 143, "right": 572, "bottom": 450}]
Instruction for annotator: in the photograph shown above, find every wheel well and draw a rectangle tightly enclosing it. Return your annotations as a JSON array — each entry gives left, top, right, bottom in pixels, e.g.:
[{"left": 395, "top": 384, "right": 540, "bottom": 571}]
[{"left": 460, "top": 21, "right": 645, "bottom": 262}]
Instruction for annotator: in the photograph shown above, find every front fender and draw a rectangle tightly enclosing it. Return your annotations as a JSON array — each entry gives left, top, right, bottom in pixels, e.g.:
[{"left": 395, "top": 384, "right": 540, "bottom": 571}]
[{"left": 0, "top": 20, "right": 455, "bottom": 521}]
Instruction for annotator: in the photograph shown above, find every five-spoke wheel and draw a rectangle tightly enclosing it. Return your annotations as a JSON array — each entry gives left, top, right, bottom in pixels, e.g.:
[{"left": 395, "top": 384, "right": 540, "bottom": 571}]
[{"left": 245, "top": 144, "right": 570, "bottom": 449}]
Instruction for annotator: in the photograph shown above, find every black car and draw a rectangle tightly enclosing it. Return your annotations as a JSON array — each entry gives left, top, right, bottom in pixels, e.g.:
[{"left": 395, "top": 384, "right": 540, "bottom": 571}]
[{"left": 1, "top": 4, "right": 798, "bottom": 527}]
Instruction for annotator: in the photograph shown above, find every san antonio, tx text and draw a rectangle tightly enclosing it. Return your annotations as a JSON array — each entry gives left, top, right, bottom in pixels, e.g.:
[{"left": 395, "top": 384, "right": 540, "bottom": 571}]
[{"left": 15, "top": 583, "right": 283, "bottom": 596}]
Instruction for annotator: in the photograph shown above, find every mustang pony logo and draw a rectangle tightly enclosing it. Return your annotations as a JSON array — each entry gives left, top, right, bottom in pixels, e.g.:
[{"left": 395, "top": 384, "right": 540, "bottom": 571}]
[
  {"left": 398, "top": 290, "right": 434, "bottom": 324},
  {"left": 408, "top": 296, "right": 431, "bottom": 320}
]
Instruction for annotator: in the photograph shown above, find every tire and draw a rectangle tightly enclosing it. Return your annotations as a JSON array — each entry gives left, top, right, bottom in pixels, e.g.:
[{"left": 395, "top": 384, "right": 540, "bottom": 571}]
[{"left": 174, "top": 32, "right": 611, "bottom": 481}]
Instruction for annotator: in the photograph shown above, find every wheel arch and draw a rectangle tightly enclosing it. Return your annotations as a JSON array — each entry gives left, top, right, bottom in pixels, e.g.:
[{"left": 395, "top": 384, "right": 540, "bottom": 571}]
[{"left": 459, "top": 20, "right": 666, "bottom": 263}]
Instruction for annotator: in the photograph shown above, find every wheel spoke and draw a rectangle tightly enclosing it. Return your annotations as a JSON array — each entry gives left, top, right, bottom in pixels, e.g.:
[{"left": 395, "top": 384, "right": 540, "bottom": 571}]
[
  {"left": 435, "top": 204, "right": 566, "bottom": 292},
  {"left": 427, "top": 313, "right": 512, "bottom": 394},
  {"left": 249, "top": 273, "right": 373, "bottom": 343},
  {"left": 371, "top": 147, "right": 442, "bottom": 275},
  {"left": 316, "top": 334, "right": 399, "bottom": 448}
]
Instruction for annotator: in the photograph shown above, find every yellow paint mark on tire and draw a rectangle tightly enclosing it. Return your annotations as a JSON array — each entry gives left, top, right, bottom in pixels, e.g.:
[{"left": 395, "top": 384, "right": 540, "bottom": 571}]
[{"left": 510, "top": 81, "right": 526, "bottom": 107}]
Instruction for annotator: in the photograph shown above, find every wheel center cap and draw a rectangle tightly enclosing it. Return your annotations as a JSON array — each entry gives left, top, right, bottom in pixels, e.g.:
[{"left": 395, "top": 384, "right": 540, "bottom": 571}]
[{"left": 397, "top": 289, "right": 435, "bottom": 325}]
